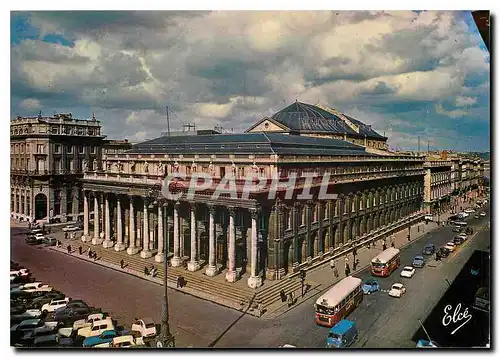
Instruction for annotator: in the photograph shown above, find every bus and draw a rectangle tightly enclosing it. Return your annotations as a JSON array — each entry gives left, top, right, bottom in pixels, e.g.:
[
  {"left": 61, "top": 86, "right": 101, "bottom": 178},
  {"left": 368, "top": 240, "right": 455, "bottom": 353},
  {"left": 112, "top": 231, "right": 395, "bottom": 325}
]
[
  {"left": 473, "top": 286, "right": 489, "bottom": 313},
  {"left": 371, "top": 247, "right": 400, "bottom": 277},
  {"left": 314, "top": 276, "right": 363, "bottom": 327}
]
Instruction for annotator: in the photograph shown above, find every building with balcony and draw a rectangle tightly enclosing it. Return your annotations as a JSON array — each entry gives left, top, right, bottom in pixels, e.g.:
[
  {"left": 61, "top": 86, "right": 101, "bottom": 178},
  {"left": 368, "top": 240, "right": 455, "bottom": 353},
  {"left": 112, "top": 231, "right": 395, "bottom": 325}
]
[
  {"left": 245, "top": 101, "right": 388, "bottom": 152},
  {"left": 80, "top": 131, "right": 425, "bottom": 288},
  {"left": 10, "top": 112, "right": 106, "bottom": 223},
  {"left": 423, "top": 158, "right": 452, "bottom": 215}
]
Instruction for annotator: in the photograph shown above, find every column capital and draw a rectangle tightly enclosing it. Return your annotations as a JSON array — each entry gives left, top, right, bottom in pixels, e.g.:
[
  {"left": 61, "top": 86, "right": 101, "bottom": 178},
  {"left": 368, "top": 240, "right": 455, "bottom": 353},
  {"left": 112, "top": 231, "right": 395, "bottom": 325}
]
[
  {"left": 190, "top": 202, "right": 197, "bottom": 211},
  {"left": 227, "top": 206, "right": 236, "bottom": 216},
  {"left": 249, "top": 208, "right": 260, "bottom": 219},
  {"left": 208, "top": 204, "right": 217, "bottom": 215}
]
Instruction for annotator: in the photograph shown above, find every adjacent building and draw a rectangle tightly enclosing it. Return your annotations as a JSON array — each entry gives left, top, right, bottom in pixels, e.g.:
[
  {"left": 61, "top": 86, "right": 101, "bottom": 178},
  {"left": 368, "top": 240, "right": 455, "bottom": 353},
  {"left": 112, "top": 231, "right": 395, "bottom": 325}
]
[{"left": 10, "top": 113, "right": 105, "bottom": 223}]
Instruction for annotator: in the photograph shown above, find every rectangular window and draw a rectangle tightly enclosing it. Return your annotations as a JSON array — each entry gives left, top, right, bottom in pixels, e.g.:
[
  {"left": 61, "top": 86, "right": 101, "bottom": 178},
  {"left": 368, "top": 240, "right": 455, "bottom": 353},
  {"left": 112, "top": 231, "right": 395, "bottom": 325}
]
[
  {"left": 55, "top": 144, "right": 61, "bottom": 154},
  {"left": 78, "top": 145, "right": 84, "bottom": 154},
  {"left": 220, "top": 167, "right": 226, "bottom": 178},
  {"left": 66, "top": 145, "right": 73, "bottom": 154},
  {"left": 186, "top": 166, "right": 191, "bottom": 176},
  {"left": 53, "top": 159, "right": 61, "bottom": 172},
  {"left": 37, "top": 144, "right": 44, "bottom": 153},
  {"left": 51, "top": 127, "right": 58, "bottom": 134},
  {"left": 90, "top": 145, "right": 96, "bottom": 154}
]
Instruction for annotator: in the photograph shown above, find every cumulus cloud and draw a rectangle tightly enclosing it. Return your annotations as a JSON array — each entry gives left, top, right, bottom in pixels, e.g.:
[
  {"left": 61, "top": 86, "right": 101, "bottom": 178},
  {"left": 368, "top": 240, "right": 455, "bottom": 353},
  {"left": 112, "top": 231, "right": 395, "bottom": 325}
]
[
  {"left": 455, "top": 96, "right": 477, "bottom": 107},
  {"left": 10, "top": 10, "right": 490, "bottom": 151},
  {"left": 20, "top": 98, "right": 41, "bottom": 109}
]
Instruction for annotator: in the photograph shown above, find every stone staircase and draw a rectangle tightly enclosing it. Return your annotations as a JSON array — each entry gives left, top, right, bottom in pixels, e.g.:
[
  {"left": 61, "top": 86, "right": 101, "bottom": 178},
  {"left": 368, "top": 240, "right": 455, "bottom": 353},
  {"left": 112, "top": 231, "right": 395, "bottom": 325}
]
[{"left": 254, "top": 278, "right": 303, "bottom": 308}]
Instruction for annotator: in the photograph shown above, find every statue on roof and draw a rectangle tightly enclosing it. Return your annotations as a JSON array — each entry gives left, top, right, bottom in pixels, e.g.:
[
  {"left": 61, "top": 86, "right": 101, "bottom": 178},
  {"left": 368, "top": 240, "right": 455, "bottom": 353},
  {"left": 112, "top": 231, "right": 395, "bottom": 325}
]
[
  {"left": 82, "top": 159, "right": 88, "bottom": 171},
  {"left": 157, "top": 162, "right": 165, "bottom": 175},
  {"left": 208, "top": 161, "right": 214, "bottom": 175},
  {"left": 173, "top": 161, "right": 179, "bottom": 172},
  {"left": 92, "top": 159, "right": 97, "bottom": 171},
  {"left": 116, "top": 161, "right": 123, "bottom": 172},
  {"left": 143, "top": 161, "right": 149, "bottom": 173}
]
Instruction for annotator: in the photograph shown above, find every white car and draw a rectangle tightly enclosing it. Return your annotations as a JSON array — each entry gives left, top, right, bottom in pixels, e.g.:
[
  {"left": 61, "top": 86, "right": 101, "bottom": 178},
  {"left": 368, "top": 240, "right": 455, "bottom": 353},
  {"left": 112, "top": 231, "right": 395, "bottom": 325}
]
[
  {"left": 58, "top": 313, "right": 106, "bottom": 337},
  {"left": 10, "top": 269, "right": 30, "bottom": 277},
  {"left": 480, "top": 212, "right": 486, "bottom": 217},
  {"left": 131, "top": 318, "right": 157, "bottom": 338},
  {"left": 41, "top": 298, "right": 70, "bottom": 313},
  {"left": 77, "top": 318, "right": 115, "bottom": 338},
  {"left": 465, "top": 209, "right": 475, "bottom": 213},
  {"left": 424, "top": 214, "right": 434, "bottom": 221},
  {"left": 20, "top": 282, "right": 53, "bottom": 293},
  {"left": 458, "top": 212, "right": 469, "bottom": 218},
  {"left": 388, "top": 283, "right": 406, "bottom": 298},
  {"left": 400, "top": 266, "right": 415, "bottom": 278},
  {"left": 62, "top": 225, "right": 80, "bottom": 232},
  {"left": 445, "top": 242, "right": 456, "bottom": 252},
  {"left": 110, "top": 335, "right": 145, "bottom": 348}
]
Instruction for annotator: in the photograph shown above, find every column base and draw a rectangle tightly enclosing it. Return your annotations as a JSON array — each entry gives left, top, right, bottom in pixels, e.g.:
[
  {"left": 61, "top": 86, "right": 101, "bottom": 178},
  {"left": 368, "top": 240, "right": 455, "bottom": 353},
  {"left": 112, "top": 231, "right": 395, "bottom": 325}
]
[
  {"left": 127, "top": 247, "right": 140, "bottom": 255},
  {"left": 114, "top": 243, "right": 127, "bottom": 252},
  {"left": 187, "top": 261, "right": 200, "bottom": 272},
  {"left": 205, "top": 265, "right": 218, "bottom": 277},
  {"left": 171, "top": 256, "right": 182, "bottom": 267},
  {"left": 92, "top": 237, "right": 103, "bottom": 245},
  {"left": 225, "top": 270, "right": 238, "bottom": 283},
  {"left": 266, "top": 267, "right": 286, "bottom": 280},
  {"left": 247, "top": 275, "right": 262, "bottom": 289},
  {"left": 102, "top": 240, "right": 115, "bottom": 249},
  {"left": 81, "top": 235, "right": 89, "bottom": 243},
  {"left": 140, "top": 250, "right": 153, "bottom": 259},
  {"left": 154, "top": 253, "right": 164, "bottom": 263}
]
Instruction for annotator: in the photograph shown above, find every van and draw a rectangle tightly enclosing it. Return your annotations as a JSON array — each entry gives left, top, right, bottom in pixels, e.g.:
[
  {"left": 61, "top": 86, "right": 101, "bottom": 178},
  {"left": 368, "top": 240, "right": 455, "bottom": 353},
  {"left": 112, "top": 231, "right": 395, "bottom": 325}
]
[{"left": 326, "top": 319, "right": 358, "bottom": 348}]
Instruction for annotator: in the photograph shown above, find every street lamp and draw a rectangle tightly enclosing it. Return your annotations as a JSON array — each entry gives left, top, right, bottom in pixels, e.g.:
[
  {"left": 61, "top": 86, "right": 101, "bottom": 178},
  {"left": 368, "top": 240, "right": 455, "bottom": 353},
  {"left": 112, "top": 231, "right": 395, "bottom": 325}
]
[{"left": 147, "top": 184, "right": 175, "bottom": 348}]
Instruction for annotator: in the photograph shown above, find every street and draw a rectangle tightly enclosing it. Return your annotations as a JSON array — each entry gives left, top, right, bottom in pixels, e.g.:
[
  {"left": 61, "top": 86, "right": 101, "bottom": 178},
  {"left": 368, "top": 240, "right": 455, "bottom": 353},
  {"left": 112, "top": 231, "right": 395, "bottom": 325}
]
[{"left": 11, "top": 207, "right": 490, "bottom": 348}]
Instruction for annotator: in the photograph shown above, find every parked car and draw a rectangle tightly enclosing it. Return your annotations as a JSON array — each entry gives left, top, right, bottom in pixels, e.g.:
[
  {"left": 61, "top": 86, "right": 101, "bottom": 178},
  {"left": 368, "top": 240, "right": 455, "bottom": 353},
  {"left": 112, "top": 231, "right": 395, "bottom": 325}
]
[
  {"left": 25, "top": 236, "right": 42, "bottom": 245},
  {"left": 111, "top": 335, "right": 145, "bottom": 348},
  {"left": 362, "top": 279, "right": 380, "bottom": 295},
  {"left": 453, "top": 236, "right": 465, "bottom": 245},
  {"left": 11, "top": 308, "right": 44, "bottom": 324},
  {"left": 438, "top": 247, "right": 451, "bottom": 258},
  {"left": 480, "top": 211, "right": 486, "bottom": 217},
  {"left": 10, "top": 318, "right": 45, "bottom": 346},
  {"left": 20, "top": 282, "right": 53, "bottom": 293},
  {"left": 62, "top": 225, "right": 80, "bottom": 232},
  {"left": 131, "top": 318, "right": 157, "bottom": 338},
  {"left": 26, "top": 321, "right": 61, "bottom": 345},
  {"left": 41, "top": 298, "right": 71, "bottom": 314},
  {"left": 59, "top": 313, "right": 107, "bottom": 337},
  {"left": 11, "top": 304, "right": 28, "bottom": 315},
  {"left": 444, "top": 242, "right": 456, "bottom": 252},
  {"left": 53, "top": 300, "right": 88, "bottom": 314},
  {"left": 452, "top": 226, "right": 462, "bottom": 233},
  {"left": 400, "top": 266, "right": 415, "bottom": 278},
  {"left": 42, "top": 237, "right": 58, "bottom": 246},
  {"left": 412, "top": 256, "right": 425, "bottom": 268},
  {"left": 28, "top": 291, "right": 66, "bottom": 309},
  {"left": 388, "top": 283, "right": 406, "bottom": 298},
  {"left": 474, "top": 214, "right": 480, "bottom": 219},
  {"left": 52, "top": 306, "right": 93, "bottom": 326},
  {"left": 83, "top": 330, "right": 119, "bottom": 348},
  {"left": 78, "top": 317, "right": 115, "bottom": 339},
  {"left": 33, "top": 333, "right": 60, "bottom": 347},
  {"left": 465, "top": 208, "right": 475, "bottom": 213},
  {"left": 422, "top": 244, "right": 436, "bottom": 255}
]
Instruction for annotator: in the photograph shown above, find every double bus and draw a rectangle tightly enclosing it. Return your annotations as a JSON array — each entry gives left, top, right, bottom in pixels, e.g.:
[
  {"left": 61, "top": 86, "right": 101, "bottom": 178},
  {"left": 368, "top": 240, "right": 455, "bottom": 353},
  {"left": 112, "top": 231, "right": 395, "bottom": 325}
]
[
  {"left": 473, "top": 286, "right": 489, "bottom": 313},
  {"left": 371, "top": 247, "right": 400, "bottom": 277},
  {"left": 314, "top": 276, "right": 363, "bottom": 327}
]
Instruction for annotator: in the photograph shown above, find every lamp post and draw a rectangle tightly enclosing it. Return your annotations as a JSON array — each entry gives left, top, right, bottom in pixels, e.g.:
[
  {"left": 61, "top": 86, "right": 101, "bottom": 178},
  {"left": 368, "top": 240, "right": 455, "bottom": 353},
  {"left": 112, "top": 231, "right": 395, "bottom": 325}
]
[{"left": 147, "top": 185, "right": 175, "bottom": 348}]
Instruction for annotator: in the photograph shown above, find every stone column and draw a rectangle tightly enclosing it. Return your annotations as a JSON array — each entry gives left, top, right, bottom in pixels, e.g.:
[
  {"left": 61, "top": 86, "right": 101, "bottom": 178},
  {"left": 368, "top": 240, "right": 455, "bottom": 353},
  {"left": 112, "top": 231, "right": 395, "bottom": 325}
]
[
  {"left": 92, "top": 194, "right": 103, "bottom": 245},
  {"left": 225, "top": 207, "right": 238, "bottom": 282},
  {"left": 247, "top": 208, "right": 262, "bottom": 288},
  {"left": 103, "top": 194, "right": 114, "bottom": 248},
  {"left": 188, "top": 204, "right": 200, "bottom": 271},
  {"left": 206, "top": 205, "right": 218, "bottom": 276},
  {"left": 127, "top": 197, "right": 139, "bottom": 255},
  {"left": 171, "top": 202, "right": 182, "bottom": 266},
  {"left": 155, "top": 204, "right": 164, "bottom": 262},
  {"left": 24, "top": 191, "right": 28, "bottom": 218},
  {"left": 140, "top": 201, "right": 152, "bottom": 258},
  {"left": 81, "top": 191, "right": 89, "bottom": 242},
  {"left": 114, "top": 196, "right": 126, "bottom": 251}
]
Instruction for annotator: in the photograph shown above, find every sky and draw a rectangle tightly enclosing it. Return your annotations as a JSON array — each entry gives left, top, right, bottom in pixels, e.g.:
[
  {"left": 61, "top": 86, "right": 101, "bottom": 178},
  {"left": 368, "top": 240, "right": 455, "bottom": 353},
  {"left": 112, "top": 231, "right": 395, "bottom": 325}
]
[{"left": 10, "top": 10, "right": 490, "bottom": 151}]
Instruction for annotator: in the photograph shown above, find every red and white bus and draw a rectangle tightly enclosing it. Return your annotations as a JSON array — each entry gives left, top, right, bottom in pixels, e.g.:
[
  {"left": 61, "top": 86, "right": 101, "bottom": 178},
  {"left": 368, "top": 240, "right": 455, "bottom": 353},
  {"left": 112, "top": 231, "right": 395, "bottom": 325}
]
[
  {"left": 371, "top": 247, "right": 400, "bottom": 277},
  {"left": 314, "top": 276, "right": 363, "bottom": 327}
]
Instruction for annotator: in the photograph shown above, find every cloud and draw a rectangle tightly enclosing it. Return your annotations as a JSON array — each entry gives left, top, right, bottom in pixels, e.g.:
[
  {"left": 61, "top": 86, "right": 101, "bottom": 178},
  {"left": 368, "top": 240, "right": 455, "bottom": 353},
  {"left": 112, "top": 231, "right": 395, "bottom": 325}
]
[
  {"left": 455, "top": 96, "right": 477, "bottom": 107},
  {"left": 20, "top": 98, "right": 41, "bottom": 109},
  {"left": 10, "top": 10, "right": 490, "bottom": 151}
]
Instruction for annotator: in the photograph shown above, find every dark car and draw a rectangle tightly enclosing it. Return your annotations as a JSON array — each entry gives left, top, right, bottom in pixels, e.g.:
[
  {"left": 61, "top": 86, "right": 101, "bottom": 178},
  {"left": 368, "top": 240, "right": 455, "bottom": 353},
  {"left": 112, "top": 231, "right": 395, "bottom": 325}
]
[
  {"left": 28, "top": 291, "right": 66, "bottom": 309},
  {"left": 25, "top": 236, "right": 41, "bottom": 245},
  {"left": 52, "top": 306, "right": 93, "bottom": 326},
  {"left": 439, "top": 247, "right": 451, "bottom": 258},
  {"left": 11, "top": 304, "right": 27, "bottom": 315},
  {"left": 10, "top": 318, "right": 44, "bottom": 346},
  {"left": 52, "top": 300, "right": 88, "bottom": 314},
  {"left": 422, "top": 244, "right": 436, "bottom": 255},
  {"left": 452, "top": 226, "right": 462, "bottom": 233},
  {"left": 412, "top": 256, "right": 425, "bottom": 268},
  {"left": 453, "top": 236, "right": 464, "bottom": 245}
]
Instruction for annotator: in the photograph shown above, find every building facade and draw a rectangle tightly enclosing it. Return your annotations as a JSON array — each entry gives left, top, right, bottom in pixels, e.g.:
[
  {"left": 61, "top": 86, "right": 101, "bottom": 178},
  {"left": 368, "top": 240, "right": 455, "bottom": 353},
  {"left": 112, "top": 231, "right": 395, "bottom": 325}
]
[
  {"left": 423, "top": 159, "right": 452, "bottom": 215},
  {"left": 80, "top": 132, "right": 425, "bottom": 288},
  {"left": 10, "top": 113, "right": 105, "bottom": 223}
]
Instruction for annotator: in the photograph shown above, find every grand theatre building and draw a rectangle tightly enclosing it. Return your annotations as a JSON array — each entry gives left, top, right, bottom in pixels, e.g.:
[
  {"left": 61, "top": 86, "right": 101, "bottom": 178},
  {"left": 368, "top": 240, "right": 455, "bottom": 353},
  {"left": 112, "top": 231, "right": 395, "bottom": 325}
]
[{"left": 80, "top": 102, "right": 426, "bottom": 288}]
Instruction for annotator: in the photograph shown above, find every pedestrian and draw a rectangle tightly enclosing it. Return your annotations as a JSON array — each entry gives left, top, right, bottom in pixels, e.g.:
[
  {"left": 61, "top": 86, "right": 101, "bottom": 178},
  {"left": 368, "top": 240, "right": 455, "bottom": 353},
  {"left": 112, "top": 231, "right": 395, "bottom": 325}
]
[
  {"left": 87, "top": 247, "right": 91, "bottom": 258},
  {"left": 382, "top": 243, "right": 387, "bottom": 251},
  {"left": 145, "top": 266, "right": 150, "bottom": 276},
  {"left": 280, "top": 289, "right": 286, "bottom": 303},
  {"left": 78, "top": 246, "right": 82, "bottom": 255},
  {"left": 120, "top": 259, "right": 125, "bottom": 269},
  {"left": 333, "top": 266, "right": 339, "bottom": 278},
  {"left": 176, "top": 275, "right": 181, "bottom": 288},
  {"left": 391, "top": 242, "right": 395, "bottom": 248},
  {"left": 67, "top": 244, "right": 71, "bottom": 254},
  {"left": 42, "top": 224, "right": 45, "bottom": 232},
  {"left": 345, "top": 262, "right": 350, "bottom": 277},
  {"left": 287, "top": 292, "right": 293, "bottom": 307},
  {"left": 258, "top": 303, "right": 264, "bottom": 316},
  {"left": 330, "top": 259, "right": 335, "bottom": 270},
  {"left": 48, "top": 228, "right": 51, "bottom": 234},
  {"left": 352, "top": 247, "right": 357, "bottom": 257},
  {"left": 93, "top": 251, "right": 97, "bottom": 261},
  {"left": 65, "top": 232, "right": 68, "bottom": 240}
]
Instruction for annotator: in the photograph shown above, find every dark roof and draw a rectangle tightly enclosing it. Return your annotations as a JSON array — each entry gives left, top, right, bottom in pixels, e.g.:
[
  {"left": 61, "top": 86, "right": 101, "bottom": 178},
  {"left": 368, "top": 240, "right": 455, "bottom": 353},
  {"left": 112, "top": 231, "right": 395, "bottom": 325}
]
[
  {"left": 128, "top": 132, "right": 373, "bottom": 157},
  {"left": 267, "top": 101, "right": 386, "bottom": 139}
]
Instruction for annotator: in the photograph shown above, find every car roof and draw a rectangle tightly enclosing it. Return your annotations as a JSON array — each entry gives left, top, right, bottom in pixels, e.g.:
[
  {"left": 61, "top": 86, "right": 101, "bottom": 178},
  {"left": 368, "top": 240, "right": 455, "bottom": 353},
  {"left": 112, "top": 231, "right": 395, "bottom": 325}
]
[
  {"left": 329, "top": 319, "right": 355, "bottom": 335},
  {"left": 414, "top": 256, "right": 424, "bottom": 259},
  {"left": 392, "top": 283, "right": 403, "bottom": 287},
  {"left": 403, "top": 266, "right": 413, "bottom": 270},
  {"left": 20, "top": 318, "right": 42, "bottom": 325},
  {"left": 141, "top": 317, "right": 155, "bottom": 324}
]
